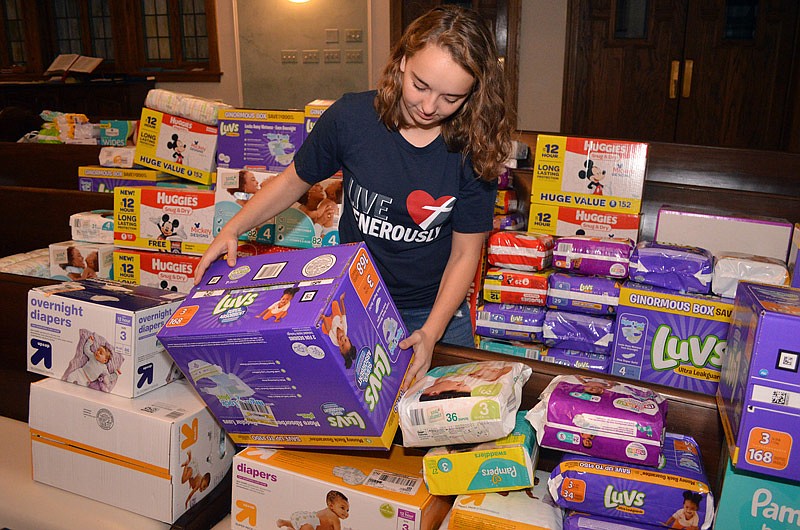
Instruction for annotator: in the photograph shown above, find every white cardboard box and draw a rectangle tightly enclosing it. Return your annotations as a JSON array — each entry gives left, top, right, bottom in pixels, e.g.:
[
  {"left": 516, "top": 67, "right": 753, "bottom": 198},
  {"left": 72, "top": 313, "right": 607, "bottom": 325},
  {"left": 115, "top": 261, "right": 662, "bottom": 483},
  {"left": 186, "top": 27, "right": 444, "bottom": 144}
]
[
  {"left": 231, "top": 444, "right": 451, "bottom": 530},
  {"left": 655, "top": 206, "right": 793, "bottom": 262},
  {"left": 29, "top": 378, "right": 235, "bottom": 524},
  {"left": 27, "top": 278, "right": 185, "bottom": 398}
]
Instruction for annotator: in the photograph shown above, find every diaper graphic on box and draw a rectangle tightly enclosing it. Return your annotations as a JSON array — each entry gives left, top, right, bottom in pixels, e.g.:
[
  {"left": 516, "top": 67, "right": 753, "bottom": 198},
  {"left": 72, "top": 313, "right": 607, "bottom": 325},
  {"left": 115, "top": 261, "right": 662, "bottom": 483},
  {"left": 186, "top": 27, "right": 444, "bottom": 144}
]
[
  {"left": 214, "top": 167, "right": 277, "bottom": 244},
  {"left": 27, "top": 278, "right": 185, "bottom": 398},
  {"left": 216, "top": 109, "right": 305, "bottom": 172},
  {"left": 157, "top": 243, "right": 413, "bottom": 449},
  {"left": 610, "top": 281, "right": 733, "bottom": 395}
]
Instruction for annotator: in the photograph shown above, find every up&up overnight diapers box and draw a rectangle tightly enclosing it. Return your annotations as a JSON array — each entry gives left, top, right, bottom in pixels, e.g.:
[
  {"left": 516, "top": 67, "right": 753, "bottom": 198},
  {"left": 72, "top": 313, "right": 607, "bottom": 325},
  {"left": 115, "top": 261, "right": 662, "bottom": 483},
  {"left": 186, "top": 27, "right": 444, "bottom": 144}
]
[
  {"left": 530, "top": 135, "right": 648, "bottom": 214},
  {"left": 216, "top": 108, "right": 304, "bottom": 172},
  {"left": 230, "top": 444, "right": 451, "bottom": 530},
  {"left": 610, "top": 281, "right": 733, "bottom": 395},
  {"left": 717, "top": 282, "right": 800, "bottom": 482},
  {"left": 157, "top": 243, "right": 413, "bottom": 449},
  {"left": 27, "top": 278, "right": 185, "bottom": 398}
]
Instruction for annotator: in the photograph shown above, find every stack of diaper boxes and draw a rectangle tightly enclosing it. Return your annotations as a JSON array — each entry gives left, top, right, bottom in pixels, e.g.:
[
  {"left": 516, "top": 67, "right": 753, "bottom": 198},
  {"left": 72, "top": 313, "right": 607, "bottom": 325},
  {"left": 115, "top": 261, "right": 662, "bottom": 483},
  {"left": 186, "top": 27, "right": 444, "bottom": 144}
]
[
  {"left": 26, "top": 278, "right": 234, "bottom": 523},
  {"left": 48, "top": 210, "right": 116, "bottom": 281}
]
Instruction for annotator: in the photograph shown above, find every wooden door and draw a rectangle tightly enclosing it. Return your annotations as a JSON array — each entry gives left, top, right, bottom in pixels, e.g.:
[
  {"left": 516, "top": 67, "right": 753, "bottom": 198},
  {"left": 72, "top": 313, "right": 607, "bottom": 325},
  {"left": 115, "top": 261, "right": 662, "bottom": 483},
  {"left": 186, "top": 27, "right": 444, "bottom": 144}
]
[{"left": 563, "top": 0, "right": 800, "bottom": 150}]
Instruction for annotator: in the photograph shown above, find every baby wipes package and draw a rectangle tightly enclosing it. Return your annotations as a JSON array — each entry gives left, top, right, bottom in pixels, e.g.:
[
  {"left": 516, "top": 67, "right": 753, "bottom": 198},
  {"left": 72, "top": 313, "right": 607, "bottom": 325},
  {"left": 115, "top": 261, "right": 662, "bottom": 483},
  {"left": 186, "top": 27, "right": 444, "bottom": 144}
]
[
  {"left": 548, "top": 433, "right": 714, "bottom": 529},
  {"left": 157, "top": 243, "right": 413, "bottom": 449},
  {"left": 397, "top": 361, "right": 531, "bottom": 447},
  {"left": 422, "top": 411, "right": 539, "bottom": 495},
  {"left": 526, "top": 375, "right": 667, "bottom": 466}
]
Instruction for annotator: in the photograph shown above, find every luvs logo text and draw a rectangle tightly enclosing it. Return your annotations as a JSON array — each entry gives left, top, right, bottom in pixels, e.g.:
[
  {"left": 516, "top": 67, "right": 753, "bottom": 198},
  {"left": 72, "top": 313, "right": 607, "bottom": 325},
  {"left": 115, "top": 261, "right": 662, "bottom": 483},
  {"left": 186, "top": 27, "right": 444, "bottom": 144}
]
[
  {"left": 651, "top": 325, "right": 725, "bottom": 371},
  {"left": 213, "top": 292, "right": 258, "bottom": 315},
  {"left": 604, "top": 485, "right": 645, "bottom": 509}
]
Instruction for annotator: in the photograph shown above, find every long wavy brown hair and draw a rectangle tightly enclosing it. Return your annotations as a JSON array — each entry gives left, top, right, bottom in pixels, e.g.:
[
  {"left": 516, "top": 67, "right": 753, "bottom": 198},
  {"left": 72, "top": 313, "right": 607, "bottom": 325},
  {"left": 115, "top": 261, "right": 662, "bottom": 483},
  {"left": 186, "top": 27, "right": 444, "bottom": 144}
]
[{"left": 375, "top": 5, "right": 515, "bottom": 181}]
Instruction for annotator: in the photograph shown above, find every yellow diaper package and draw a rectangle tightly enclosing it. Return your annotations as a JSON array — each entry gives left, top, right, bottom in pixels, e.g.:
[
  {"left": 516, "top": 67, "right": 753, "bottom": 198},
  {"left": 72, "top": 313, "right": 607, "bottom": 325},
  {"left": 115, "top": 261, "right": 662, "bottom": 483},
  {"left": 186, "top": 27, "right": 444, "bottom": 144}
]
[{"left": 423, "top": 411, "right": 538, "bottom": 495}]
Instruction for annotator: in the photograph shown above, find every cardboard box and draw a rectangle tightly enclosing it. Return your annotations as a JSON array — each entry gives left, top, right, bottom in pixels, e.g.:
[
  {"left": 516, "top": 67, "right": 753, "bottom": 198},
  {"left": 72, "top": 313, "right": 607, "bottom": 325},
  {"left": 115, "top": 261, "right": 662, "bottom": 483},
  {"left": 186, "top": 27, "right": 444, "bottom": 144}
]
[
  {"left": 113, "top": 248, "right": 201, "bottom": 294},
  {"left": 134, "top": 107, "right": 217, "bottom": 185},
  {"left": 655, "top": 206, "right": 793, "bottom": 262},
  {"left": 230, "top": 444, "right": 450, "bottom": 530},
  {"left": 274, "top": 175, "right": 342, "bottom": 249},
  {"left": 527, "top": 202, "right": 641, "bottom": 241},
  {"left": 27, "top": 278, "right": 185, "bottom": 398},
  {"left": 214, "top": 167, "right": 277, "bottom": 244},
  {"left": 69, "top": 210, "right": 114, "bottom": 244},
  {"left": 216, "top": 108, "right": 304, "bottom": 172},
  {"left": 78, "top": 165, "right": 176, "bottom": 193},
  {"left": 157, "top": 243, "right": 413, "bottom": 449},
  {"left": 113, "top": 186, "right": 216, "bottom": 256},
  {"left": 530, "top": 134, "right": 648, "bottom": 214},
  {"left": 29, "top": 378, "right": 234, "bottom": 523},
  {"left": 790, "top": 223, "right": 800, "bottom": 288},
  {"left": 304, "top": 98, "right": 335, "bottom": 137},
  {"left": 49, "top": 240, "right": 114, "bottom": 281},
  {"left": 610, "top": 281, "right": 733, "bottom": 395},
  {"left": 717, "top": 282, "right": 800, "bottom": 481}
]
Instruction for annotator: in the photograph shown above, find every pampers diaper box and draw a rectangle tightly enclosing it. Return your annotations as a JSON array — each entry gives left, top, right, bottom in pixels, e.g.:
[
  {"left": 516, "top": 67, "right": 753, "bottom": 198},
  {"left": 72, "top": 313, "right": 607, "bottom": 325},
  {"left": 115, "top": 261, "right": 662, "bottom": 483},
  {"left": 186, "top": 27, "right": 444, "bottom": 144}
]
[
  {"left": 113, "top": 186, "right": 216, "bottom": 256},
  {"left": 29, "top": 378, "right": 234, "bottom": 523},
  {"left": 134, "top": 107, "right": 217, "bottom": 185},
  {"left": 530, "top": 134, "right": 648, "bottom": 215},
  {"left": 27, "top": 278, "right": 185, "bottom": 398},
  {"left": 216, "top": 109, "right": 304, "bottom": 172},
  {"left": 156, "top": 243, "right": 413, "bottom": 449},
  {"left": 717, "top": 282, "right": 800, "bottom": 482},
  {"left": 610, "top": 281, "right": 734, "bottom": 395},
  {"left": 70, "top": 209, "right": 114, "bottom": 244},
  {"left": 49, "top": 240, "right": 114, "bottom": 280},
  {"left": 113, "top": 248, "right": 201, "bottom": 294},
  {"left": 274, "top": 175, "right": 342, "bottom": 249},
  {"left": 214, "top": 167, "right": 277, "bottom": 244},
  {"left": 230, "top": 444, "right": 451, "bottom": 530}
]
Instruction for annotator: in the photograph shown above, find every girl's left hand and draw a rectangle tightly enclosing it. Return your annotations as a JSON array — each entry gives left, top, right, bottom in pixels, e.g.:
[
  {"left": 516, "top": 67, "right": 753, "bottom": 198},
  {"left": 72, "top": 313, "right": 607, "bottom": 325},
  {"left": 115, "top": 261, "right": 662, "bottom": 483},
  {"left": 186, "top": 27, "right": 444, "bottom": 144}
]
[{"left": 399, "top": 328, "right": 435, "bottom": 392}]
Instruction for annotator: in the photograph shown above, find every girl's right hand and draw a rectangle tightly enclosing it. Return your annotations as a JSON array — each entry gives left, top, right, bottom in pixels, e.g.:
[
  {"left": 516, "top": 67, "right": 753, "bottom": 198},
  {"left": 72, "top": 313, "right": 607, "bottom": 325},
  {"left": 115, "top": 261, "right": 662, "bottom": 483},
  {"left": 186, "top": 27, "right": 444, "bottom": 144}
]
[{"left": 193, "top": 228, "right": 240, "bottom": 284}]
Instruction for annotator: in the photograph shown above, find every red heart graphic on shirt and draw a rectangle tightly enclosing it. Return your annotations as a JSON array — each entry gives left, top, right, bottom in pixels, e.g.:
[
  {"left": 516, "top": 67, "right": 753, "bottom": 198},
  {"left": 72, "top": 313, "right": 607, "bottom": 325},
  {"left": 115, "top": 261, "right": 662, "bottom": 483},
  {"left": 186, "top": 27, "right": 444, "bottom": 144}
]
[{"left": 406, "top": 190, "right": 456, "bottom": 230}]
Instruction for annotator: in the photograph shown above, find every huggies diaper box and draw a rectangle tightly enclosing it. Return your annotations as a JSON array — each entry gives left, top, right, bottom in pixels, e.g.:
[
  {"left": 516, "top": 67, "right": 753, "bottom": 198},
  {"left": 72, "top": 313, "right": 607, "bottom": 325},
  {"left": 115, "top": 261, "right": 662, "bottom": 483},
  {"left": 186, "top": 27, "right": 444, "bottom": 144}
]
[
  {"left": 114, "top": 186, "right": 216, "bottom": 256},
  {"left": 528, "top": 202, "right": 641, "bottom": 241},
  {"left": 214, "top": 167, "right": 277, "bottom": 244},
  {"left": 70, "top": 209, "right": 114, "bottom": 244},
  {"left": 78, "top": 165, "right": 176, "bottom": 193},
  {"left": 230, "top": 444, "right": 451, "bottom": 530},
  {"left": 29, "top": 378, "right": 234, "bottom": 523},
  {"left": 49, "top": 240, "right": 114, "bottom": 281},
  {"left": 610, "top": 281, "right": 733, "bottom": 395},
  {"left": 156, "top": 243, "right": 413, "bottom": 449},
  {"left": 530, "top": 135, "right": 648, "bottom": 214},
  {"left": 216, "top": 109, "right": 304, "bottom": 172},
  {"left": 27, "top": 278, "right": 185, "bottom": 398},
  {"left": 134, "top": 107, "right": 217, "bottom": 185},
  {"left": 113, "top": 248, "right": 201, "bottom": 294},
  {"left": 717, "top": 282, "right": 800, "bottom": 482}
]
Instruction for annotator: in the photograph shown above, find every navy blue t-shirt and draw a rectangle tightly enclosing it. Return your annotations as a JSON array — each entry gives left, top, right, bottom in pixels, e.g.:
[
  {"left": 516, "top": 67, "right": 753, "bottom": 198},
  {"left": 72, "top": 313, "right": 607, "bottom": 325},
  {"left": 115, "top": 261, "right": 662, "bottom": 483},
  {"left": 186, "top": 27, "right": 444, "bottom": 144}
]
[{"left": 294, "top": 91, "right": 496, "bottom": 309}]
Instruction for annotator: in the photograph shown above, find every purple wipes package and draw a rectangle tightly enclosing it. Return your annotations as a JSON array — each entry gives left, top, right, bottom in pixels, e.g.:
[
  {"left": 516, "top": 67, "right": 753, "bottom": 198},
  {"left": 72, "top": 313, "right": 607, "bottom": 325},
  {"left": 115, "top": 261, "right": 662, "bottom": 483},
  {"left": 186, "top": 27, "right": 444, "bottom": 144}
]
[
  {"left": 629, "top": 241, "right": 714, "bottom": 294},
  {"left": 542, "top": 310, "right": 615, "bottom": 355},
  {"left": 563, "top": 511, "right": 663, "bottom": 530},
  {"left": 526, "top": 375, "right": 667, "bottom": 466},
  {"left": 549, "top": 433, "right": 714, "bottom": 529},
  {"left": 547, "top": 272, "right": 622, "bottom": 315},
  {"left": 553, "top": 236, "right": 634, "bottom": 278},
  {"left": 541, "top": 348, "right": 611, "bottom": 374},
  {"left": 475, "top": 302, "right": 547, "bottom": 342}
]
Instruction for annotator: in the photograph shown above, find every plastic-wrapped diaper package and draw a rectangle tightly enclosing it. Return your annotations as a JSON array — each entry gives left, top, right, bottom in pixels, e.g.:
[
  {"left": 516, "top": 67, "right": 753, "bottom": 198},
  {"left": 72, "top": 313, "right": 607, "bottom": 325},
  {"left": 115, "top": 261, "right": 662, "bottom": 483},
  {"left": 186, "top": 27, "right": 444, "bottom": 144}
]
[
  {"left": 398, "top": 361, "right": 531, "bottom": 447},
  {"left": 547, "top": 272, "right": 622, "bottom": 315},
  {"left": 493, "top": 212, "right": 527, "bottom": 231},
  {"left": 563, "top": 511, "right": 667, "bottom": 529},
  {"left": 549, "top": 433, "right": 714, "bottom": 529},
  {"left": 477, "top": 337, "right": 547, "bottom": 360},
  {"left": 629, "top": 241, "right": 714, "bottom": 294},
  {"left": 495, "top": 189, "right": 521, "bottom": 214},
  {"left": 542, "top": 310, "right": 615, "bottom": 355},
  {"left": 0, "top": 249, "right": 50, "bottom": 277},
  {"left": 540, "top": 348, "right": 611, "bottom": 374},
  {"left": 444, "top": 470, "right": 563, "bottom": 530},
  {"left": 144, "top": 88, "right": 232, "bottom": 126},
  {"left": 711, "top": 251, "right": 789, "bottom": 298},
  {"left": 483, "top": 267, "right": 551, "bottom": 306},
  {"left": 475, "top": 302, "right": 547, "bottom": 342},
  {"left": 526, "top": 375, "right": 667, "bottom": 466},
  {"left": 488, "top": 231, "right": 555, "bottom": 271},
  {"left": 553, "top": 236, "right": 634, "bottom": 278},
  {"left": 422, "top": 411, "right": 539, "bottom": 495},
  {"left": 99, "top": 146, "right": 136, "bottom": 168}
]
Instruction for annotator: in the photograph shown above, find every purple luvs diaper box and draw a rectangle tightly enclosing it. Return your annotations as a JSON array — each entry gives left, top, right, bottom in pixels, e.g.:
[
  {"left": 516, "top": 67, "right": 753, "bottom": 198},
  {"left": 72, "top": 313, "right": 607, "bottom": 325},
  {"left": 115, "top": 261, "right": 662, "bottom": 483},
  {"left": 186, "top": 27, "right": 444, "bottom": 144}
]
[
  {"left": 717, "top": 282, "right": 800, "bottom": 482},
  {"left": 157, "top": 243, "right": 413, "bottom": 450},
  {"left": 610, "top": 281, "right": 733, "bottom": 395}
]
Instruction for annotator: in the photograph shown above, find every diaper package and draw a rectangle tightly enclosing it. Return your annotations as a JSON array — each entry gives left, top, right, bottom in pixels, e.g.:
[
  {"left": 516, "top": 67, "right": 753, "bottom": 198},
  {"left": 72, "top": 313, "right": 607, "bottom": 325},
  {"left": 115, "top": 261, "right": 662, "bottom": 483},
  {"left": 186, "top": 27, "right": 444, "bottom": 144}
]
[
  {"left": 711, "top": 251, "right": 789, "bottom": 298},
  {"left": 214, "top": 167, "right": 278, "bottom": 244},
  {"left": 98, "top": 146, "right": 137, "bottom": 168},
  {"left": 629, "top": 241, "right": 714, "bottom": 294},
  {"left": 475, "top": 302, "right": 547, "bottom": 342},
  {"left": 547, "top": 272, "right": 621, "bottom": 315},
  {"left": 540, "top": 348, "right": 611, "bottom": 374},
  {"left": 69, "top": 209, "right": 114, "bottom": 244},
  {"left": 144, "top": 88, "right": 232, "bottom": 126},
  {"left": 49, "top": 240, "right": 114, "bottom": 280},
  {"left": 483, "top": 267, "right": 552, "bottom": 306},
  {"left": 487, "top": 231, "right": 554, "bottom": 271},
  {"left": 495, "top": 189, "right": 522, "bottom": 214},
  {"left": 526, "top": 375, "right": 667, "bottom": 466},
  {"left": 216, "top": 108, "right": 305, "bottom": 172},
  {"left": 563, "top": 511, "right": 661, "bottom": 530},
  {"left": 553, "top": 236, "right": 634, "bottom": 278},
  {"left": 446, "top": 470, "right": 563, "bottom": 530},
  {"left": 493, "top": 212, "right": 527, "bottom": 231},
  {"left": 398, "top": 361, "right": 531, "bottom": 447},
  {"left": 549, "top": 433, "right": 714, "bottom": 529},
  {"left": 422, "top": 411, "right": 539, "bottom": 495},
  {"left": 477, "top": 337, "right": 547, "bottom": 360},
  {"left": 542, "top": 310, "right": 615, "bottom": 355}
]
